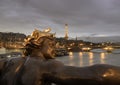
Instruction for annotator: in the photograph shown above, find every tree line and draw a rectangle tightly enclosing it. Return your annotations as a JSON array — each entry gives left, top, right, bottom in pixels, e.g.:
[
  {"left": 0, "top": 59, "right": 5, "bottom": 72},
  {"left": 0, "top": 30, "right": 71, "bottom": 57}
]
[{"left": 0, "top": 32, "right": 26, "bottom": 42}]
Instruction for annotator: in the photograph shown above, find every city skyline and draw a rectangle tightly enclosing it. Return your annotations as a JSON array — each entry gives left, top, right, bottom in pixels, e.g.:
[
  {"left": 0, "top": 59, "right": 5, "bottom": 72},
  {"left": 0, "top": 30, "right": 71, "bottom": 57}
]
[{"left": 0, "top": 0, "right": 120, "bottom": 37}]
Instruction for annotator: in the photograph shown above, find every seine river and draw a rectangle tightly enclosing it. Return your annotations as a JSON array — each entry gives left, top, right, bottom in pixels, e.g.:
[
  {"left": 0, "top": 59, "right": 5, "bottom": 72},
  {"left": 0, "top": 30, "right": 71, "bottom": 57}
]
[
  {"left": 0, "top": 48, "right": 120, "bottom": 67},
  {"left": 56, "top": 50, "right": 120, "bottom": 67}
]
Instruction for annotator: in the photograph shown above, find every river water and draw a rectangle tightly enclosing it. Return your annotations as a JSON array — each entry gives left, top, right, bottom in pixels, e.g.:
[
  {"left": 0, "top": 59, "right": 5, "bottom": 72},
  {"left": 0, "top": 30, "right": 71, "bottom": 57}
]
[
  {"left": 0, "top": 48, "right": 120, "bottom": 67},
  {"left": 56, "top": 50, "right": 120, "bottom": 67}
]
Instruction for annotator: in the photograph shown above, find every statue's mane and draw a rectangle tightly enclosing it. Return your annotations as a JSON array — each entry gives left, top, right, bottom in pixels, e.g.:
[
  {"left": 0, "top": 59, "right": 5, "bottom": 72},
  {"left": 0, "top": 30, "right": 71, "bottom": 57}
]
[
  {"left": 24, "top": 29, "right": 55, "bottom": 46},
  {"left": 23, "top": 28, "right": 55, "bottom": 56}
]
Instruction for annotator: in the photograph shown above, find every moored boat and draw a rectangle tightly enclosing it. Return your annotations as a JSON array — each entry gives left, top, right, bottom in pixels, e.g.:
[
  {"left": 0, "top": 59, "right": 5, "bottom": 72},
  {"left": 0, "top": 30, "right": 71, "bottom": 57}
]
[
  {"left": 103, "top": 46, "right": 114, "bottom": 53},
  {"left": 55, "top": 48, "right": 68, "bottom": 57},
  {"left": 81, "top": 47, "right": 91, "bottom": 52}
]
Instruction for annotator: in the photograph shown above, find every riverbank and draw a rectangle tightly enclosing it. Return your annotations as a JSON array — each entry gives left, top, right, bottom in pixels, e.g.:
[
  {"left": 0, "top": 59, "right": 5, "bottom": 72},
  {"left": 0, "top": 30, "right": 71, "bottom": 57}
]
[{"left": 0, "top": 52, "right": 22, "bottom": 59}]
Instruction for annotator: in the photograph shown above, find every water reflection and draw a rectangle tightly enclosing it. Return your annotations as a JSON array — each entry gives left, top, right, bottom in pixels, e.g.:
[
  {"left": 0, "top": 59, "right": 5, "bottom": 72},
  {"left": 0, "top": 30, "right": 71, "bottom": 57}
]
[
  {"left": 79, "top": 52, "right": 83, "bottom": 57},
  {"left": 79, "top": 52, "right": 83, "bottom": 66},
  {"left": 58, "top": 51, "right": 119, "bottom": 67},
  {"left": 62, "top": 51, "right": 113, "bottom": 67},
  {"left": 100, "top": 52, "right": 105, "bottom": 64},
  {"left": 88, "top": 52, "right": 94, "bottom": 65},
  {"left": 69, "top": 52, "right": 73, "bottom": 60},
  {"left": 68, "top": 52, "right": 74, "bottom": 66},
  {"left": 1, "top": 48, "right": 120, "bottom": 66}
]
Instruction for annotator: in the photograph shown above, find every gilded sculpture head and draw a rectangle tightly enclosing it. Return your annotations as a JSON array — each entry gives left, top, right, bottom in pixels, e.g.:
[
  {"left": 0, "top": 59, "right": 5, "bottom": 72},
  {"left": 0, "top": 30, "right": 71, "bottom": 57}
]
[{"left": 23, "top": 28, "right": 56, "bottom": 59}]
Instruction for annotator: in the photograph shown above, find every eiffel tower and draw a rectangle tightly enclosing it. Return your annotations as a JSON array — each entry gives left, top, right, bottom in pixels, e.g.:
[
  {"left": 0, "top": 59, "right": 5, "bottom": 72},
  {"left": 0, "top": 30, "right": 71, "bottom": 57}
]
[{"left": 64, "top": 24, "right": 68, "bottom": 40}]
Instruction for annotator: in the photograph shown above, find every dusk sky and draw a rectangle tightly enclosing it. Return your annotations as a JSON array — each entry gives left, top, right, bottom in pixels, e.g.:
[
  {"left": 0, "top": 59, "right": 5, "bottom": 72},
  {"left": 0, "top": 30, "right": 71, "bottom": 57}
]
[{"left": 0, "top": 0, "right": 120, "bottom": 37}]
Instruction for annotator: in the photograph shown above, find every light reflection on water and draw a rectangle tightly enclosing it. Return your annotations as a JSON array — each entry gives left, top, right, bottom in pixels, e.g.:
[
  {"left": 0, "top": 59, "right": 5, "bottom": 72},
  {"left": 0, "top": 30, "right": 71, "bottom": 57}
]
[
  {"left": 79, "top": 52, "right": 83, "bottom": 66},
  {"left": 100, "top": 52, "right": 105, "bottom": 64},
  {"left": 1, "top": 48, "right": 120, "bottom": 67},
  {"left": 68, "top": 52, "right": 74, "bottom": 66},
  {"left": 56, "top": 51, "right": 120, "bottom": 67},
  {"left": 88, "top": 52, "right": 94, "bottom": 65}
]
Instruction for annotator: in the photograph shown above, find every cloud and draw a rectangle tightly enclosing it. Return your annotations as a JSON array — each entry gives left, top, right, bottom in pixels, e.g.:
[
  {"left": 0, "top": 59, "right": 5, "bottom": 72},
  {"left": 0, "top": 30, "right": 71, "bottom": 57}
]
[{"left": 0, "top": 0, "right": 120, "bottom": 37}]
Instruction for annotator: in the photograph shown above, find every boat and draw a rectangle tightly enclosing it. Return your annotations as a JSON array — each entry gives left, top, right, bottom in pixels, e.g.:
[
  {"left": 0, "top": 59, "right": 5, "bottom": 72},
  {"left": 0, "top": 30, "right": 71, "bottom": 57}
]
[
  {"left": 81, "top": 47, "right": 91, "bottom": 52},
  {"left": 103, "top": 46, "right": 114, "bottom": 53},
  {"left": 55, "top": 48, "right": 68, "bottom": 57}
]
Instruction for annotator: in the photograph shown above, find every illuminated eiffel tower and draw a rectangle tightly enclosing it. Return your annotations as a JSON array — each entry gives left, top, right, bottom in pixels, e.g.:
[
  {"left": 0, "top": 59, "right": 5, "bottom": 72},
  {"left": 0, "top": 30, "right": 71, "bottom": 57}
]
[{"left": 64, "top": 24, "right": 68, "bottom": 40}]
